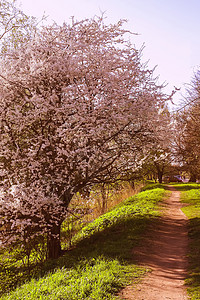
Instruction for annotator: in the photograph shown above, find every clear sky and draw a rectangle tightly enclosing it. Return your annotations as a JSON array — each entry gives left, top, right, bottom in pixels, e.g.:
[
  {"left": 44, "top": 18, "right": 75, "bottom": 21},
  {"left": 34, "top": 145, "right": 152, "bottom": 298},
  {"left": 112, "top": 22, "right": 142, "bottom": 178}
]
[{"left": 18, "top": 0, "right": 200, "bottom": 107}]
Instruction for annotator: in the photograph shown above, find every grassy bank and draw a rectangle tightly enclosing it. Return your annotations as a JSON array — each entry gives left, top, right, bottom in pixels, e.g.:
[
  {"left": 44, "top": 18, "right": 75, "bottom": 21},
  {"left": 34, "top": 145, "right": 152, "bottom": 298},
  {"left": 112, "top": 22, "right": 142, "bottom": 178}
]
[
  {"left": 0, "top": 185, "right": 167, "bottom": 300},
  {"left": 180, "top": 183, "right": 200, "bottom": 300}
]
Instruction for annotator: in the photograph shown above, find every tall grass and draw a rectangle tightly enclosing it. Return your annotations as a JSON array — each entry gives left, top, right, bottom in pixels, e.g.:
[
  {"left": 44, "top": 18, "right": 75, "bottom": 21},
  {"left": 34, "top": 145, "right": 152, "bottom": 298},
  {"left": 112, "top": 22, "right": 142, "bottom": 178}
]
[{"left": 0, "top": 185, "right": 167, "bottom": 300}]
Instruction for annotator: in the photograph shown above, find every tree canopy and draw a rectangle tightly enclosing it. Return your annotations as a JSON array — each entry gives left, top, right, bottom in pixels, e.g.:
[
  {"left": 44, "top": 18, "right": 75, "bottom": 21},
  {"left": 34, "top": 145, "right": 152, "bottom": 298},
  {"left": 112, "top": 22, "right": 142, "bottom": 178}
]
[
  {"left": 174, "top": 70, "right": 200, "bottom": 181},
  {"left": 0, "top": 16, "right": 170, "bottom": 258}
]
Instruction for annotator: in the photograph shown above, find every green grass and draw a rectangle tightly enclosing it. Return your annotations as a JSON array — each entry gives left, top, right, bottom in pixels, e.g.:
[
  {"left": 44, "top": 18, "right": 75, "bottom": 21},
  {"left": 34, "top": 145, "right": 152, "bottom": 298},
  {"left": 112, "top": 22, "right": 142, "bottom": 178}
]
[
  {"left": 169, "top": 183, "right": 200, "bottom": 191},
  {"left": 141, "top": 183, "right": 166, "bottom": 191},
  {"left": 180, "top": 184, "right": 200, "bottom": 300},
  {"left": 0, "top": 258, "right": 137, "bottom": 300},
  {"left": 0, "top": 186, "right": 167, "bottom": 300},
  {"left": 71, "top": 187, "right": 166, "bottom": 246}
]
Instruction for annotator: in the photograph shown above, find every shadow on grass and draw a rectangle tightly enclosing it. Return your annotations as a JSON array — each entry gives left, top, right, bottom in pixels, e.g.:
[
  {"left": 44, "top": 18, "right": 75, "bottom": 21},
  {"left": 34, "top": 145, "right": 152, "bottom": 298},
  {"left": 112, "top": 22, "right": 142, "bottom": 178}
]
[
  {"left": 186, "top": 217, "right": 200, "bottom": 298},
  {"left": 0, "top": 251, "right": 44, "bottom": 296},
  {"left": 42, "top": 214, "right": 155, "bottom": 274},
  {"left": 0, "top": 214, "right": 157, "bottom": 297}
]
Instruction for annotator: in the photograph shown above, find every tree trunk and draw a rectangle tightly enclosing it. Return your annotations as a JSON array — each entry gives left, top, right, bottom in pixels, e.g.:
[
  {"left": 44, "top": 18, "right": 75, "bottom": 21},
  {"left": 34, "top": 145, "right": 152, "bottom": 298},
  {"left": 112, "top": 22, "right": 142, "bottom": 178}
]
[
  {"left": 45, "top": 190, "right": 73, "bottom": 259},
  {"left": 155, "top": 163, "right": 164, "bottom": 184},
  {"left": 158, "top": 171, "right": 163, "bottom": 183},
  {"left": 130, "top": 180, "right": 135, "bottom": 189},
  {"left": 47, "top": 222, "right": 62, "bottom": 259},
  {"left": 189, "top": 174, "right": 197, "bottom": 182},
  {"left": 100, "top": 183, "right": 108, "bottom": 214}
]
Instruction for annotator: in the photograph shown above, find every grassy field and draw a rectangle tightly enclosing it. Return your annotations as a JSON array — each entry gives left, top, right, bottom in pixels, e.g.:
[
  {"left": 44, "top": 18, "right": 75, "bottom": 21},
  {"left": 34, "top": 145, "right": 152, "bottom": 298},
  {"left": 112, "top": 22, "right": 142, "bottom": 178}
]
[
  {"left": 178, "top": 183, "right": 200, "bottom": 300},
  {"left": 0, "top": 184, "right": 167, "bottom": 300}
]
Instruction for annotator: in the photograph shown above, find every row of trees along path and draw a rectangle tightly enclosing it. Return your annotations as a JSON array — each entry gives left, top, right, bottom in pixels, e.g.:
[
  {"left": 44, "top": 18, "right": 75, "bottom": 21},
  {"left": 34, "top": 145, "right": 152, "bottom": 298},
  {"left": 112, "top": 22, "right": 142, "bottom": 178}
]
[{"left": 120, "top": 186, "right": 189, "bottom": 300}]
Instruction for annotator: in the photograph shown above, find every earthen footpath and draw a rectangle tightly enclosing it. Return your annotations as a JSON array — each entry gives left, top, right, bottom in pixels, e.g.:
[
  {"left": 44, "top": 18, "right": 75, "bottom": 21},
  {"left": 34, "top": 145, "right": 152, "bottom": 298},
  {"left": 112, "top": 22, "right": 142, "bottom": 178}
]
[{"left": 120, "top": 186, "right": 188, "bottom": 300}]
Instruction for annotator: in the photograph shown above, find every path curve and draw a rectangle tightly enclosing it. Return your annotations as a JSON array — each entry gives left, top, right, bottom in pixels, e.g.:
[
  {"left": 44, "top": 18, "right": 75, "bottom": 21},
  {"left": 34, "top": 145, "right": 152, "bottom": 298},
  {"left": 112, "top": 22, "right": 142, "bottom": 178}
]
[{"left": 120, "top": 186, "right": 189, "bottom": 300}]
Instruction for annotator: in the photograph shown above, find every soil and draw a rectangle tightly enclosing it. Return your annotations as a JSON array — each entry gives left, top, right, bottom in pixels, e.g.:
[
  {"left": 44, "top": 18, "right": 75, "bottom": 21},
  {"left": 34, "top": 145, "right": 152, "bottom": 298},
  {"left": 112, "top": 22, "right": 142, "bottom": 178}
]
[{"left": 119, "top": 186, "right": 189, "bottom": 300}]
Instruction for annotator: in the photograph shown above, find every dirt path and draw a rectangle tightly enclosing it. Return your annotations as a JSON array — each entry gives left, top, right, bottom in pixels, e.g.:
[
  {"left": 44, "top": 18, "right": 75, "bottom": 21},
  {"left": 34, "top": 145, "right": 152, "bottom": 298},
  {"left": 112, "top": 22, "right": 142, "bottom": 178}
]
[{"left": 120, "top": 187, "right": 189, "bottom": 300}]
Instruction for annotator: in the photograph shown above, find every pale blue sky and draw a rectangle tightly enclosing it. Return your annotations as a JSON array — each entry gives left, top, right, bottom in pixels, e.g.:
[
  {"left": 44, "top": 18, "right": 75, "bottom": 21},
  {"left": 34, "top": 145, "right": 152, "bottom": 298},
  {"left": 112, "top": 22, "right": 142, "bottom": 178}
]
[{"left": 18, "top": 0, "right": 200, "bottom": 106}]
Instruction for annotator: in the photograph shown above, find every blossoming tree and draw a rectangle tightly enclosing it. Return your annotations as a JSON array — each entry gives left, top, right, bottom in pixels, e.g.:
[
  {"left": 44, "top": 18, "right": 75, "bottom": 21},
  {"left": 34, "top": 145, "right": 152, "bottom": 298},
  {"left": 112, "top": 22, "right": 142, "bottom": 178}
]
[
  {"left": 174, "top": 70, "right": 200, "bottom": 182},
  {"left": 0, "top": 17, "right": 169, "bottom": 259}
]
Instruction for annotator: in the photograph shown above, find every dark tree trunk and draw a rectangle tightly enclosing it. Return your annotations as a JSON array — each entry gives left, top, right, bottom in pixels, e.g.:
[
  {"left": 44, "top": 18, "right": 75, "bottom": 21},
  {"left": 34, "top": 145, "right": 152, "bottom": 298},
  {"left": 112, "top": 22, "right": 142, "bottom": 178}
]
[
  {"left": 100, "top": 183, "right": 108, "bottom": 214},
  {"left": 155, "top": 163, "right": 164, "bottom": 184},
  {"left": 46, "top": 190, "right": 73, "bottom": 260},
  {"left": 158, "top": 171, "right": 163, "bottom": 184},
  {"left": 189, "top": 174, "right": 197, "bottom": 182},
  {"left": 130, "top": 180, "right": 135, "bottom": 189},
  {"left": 47, "top": 222, "right": 62, "bottom": 259}
]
